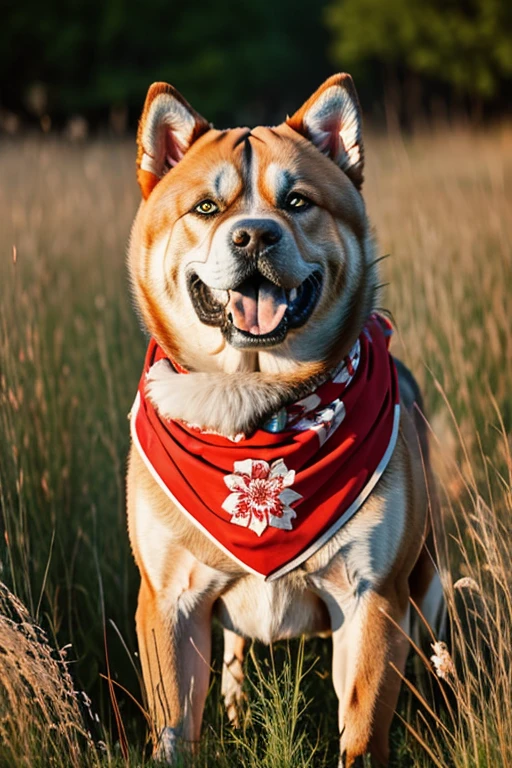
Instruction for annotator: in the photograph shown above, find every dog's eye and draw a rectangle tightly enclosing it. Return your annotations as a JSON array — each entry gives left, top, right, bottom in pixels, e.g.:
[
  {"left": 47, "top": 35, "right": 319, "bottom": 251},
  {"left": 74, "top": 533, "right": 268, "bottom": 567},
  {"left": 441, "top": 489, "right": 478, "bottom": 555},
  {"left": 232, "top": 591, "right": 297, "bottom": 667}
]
[
  {"left": 285, "top": 193, "right": 311, "bottom": 211},
  {"left": 194, "top": 200, "right": 219, "bottom": 215}
]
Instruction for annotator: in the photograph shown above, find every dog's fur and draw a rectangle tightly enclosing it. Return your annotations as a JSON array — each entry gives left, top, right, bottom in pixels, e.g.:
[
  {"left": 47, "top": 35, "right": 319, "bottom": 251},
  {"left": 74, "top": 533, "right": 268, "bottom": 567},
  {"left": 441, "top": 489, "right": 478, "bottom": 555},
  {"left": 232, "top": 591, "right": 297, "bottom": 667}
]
[{"left": 126, "top": 74, "right": 442, "bottom": 766}]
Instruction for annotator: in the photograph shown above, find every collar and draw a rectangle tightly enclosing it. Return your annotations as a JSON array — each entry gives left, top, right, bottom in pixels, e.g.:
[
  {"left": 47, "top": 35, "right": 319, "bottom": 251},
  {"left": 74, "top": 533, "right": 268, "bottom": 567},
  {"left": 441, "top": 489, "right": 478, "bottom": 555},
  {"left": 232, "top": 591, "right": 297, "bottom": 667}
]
[{"left": 131, "top": 314, "right": 400, "bottom": 580}]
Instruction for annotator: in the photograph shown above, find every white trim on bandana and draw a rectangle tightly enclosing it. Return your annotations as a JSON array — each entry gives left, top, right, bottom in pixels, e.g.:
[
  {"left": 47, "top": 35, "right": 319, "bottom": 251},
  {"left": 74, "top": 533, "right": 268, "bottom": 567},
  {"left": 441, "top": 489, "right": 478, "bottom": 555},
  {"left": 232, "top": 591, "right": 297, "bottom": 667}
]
[
  {"left": 266, "top": 403, "right": 400, "bottom": 581},
  {"left": 130, "top": 392, "right": 401, "bottom": 581},
  {"left": 130, "top": 392, "right": 267, "bottom": 579}
]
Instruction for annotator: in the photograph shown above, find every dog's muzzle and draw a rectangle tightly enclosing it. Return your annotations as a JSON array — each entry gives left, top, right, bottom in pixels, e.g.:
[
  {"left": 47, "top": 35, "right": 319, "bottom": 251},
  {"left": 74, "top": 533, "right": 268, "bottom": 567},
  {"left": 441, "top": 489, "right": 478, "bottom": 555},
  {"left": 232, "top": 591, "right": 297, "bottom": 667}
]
[{"left": 187, "top": 267, "right": 323, "bottom": 349}]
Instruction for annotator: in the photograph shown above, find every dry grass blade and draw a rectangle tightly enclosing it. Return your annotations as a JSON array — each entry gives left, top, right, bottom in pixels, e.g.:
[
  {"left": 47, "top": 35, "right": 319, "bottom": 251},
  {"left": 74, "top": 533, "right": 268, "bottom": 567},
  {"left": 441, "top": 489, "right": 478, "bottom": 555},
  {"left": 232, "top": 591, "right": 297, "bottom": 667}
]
[
  {"left": 396, "top": 713, "right": 445, "bottom": 768},
  {"left": 0, "top": 582, "right": 101, "bottom": 767}
]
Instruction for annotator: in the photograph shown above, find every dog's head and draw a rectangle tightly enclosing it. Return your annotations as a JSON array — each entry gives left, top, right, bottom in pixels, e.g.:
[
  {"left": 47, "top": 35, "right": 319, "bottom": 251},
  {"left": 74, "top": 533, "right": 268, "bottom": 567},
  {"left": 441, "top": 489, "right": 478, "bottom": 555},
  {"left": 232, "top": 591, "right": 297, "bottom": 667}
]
[{"left": 129, "top": 75, "right": 377, "bottom": 375}]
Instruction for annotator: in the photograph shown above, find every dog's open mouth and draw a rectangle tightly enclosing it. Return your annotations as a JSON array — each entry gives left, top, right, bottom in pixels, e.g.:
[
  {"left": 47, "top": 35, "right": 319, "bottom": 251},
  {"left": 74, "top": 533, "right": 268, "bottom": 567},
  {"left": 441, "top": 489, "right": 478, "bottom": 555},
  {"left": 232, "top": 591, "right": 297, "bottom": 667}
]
[{"left": 187, "top": 271, "right": 323, "bottom": 348}]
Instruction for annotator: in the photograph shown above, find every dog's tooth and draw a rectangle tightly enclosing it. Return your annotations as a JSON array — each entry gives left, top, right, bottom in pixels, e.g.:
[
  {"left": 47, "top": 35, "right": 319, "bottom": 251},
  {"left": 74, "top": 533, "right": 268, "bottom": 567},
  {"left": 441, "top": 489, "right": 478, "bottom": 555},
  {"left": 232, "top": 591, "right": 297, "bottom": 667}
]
[
  {"left": 289, "top": 288, "right": 297, "bottom": 303},
  {"left": 211, "top": 288, "right": 229, "bottom": 305}
]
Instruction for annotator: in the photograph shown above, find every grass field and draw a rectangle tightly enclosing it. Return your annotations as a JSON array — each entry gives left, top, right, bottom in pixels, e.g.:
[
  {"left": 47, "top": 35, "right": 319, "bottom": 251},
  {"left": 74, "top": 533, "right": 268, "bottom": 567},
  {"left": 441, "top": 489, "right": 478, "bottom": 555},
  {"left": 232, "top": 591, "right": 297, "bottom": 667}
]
[{"left": 0, "top": 126, "right": 511, "bottom": 767}]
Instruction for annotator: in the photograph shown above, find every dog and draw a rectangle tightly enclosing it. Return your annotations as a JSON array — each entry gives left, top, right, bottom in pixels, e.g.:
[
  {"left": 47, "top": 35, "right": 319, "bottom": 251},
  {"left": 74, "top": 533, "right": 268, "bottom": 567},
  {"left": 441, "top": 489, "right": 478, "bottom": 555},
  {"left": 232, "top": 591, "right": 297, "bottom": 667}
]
[{"left": 126, "top": 74, "right": 443, "bottom": 767}]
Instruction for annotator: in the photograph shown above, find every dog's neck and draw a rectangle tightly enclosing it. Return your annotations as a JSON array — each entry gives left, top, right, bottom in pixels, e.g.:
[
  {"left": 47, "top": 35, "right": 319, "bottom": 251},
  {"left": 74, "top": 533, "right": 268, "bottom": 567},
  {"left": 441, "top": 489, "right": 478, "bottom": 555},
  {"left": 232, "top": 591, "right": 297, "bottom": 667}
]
[
  {"left": 145, "top": 357, "right": 327, "bottom": 440},
  {"left": 144, "top": 312, "right": 370, "bottom": 439}
]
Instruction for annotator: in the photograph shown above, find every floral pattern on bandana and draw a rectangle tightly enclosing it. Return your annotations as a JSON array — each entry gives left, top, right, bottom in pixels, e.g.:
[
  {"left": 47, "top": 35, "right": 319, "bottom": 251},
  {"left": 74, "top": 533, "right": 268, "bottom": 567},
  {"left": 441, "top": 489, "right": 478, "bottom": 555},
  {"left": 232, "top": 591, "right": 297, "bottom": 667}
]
[
  {"left": 284, "top": 339, "right": 359, "bottom": 445},
  {"left": 290, "top": 398, "right": 347, "bottom": 446},
  {"left": 332, "top": 338, "right": 361, "bottom": 386},
  {"left": 222, "top": 459, "right": 302, "bottom": 536}
]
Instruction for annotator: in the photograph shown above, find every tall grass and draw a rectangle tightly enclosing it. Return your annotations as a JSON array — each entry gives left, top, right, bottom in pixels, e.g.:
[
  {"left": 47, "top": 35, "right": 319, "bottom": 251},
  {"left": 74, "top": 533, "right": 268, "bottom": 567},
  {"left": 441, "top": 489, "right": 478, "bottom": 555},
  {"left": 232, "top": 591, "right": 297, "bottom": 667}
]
[
  {"left": 0, "top": 126, "right": 511, "bottom": 766},
  {"left": 0, "top": 582, "right": 101, "bottom": 767}
]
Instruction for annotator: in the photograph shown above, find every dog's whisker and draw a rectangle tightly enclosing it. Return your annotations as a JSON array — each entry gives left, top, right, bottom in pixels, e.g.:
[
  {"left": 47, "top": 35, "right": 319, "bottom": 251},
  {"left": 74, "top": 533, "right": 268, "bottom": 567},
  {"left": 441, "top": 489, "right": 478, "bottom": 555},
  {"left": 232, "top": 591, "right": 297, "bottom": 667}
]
[{"left": 369, "top": 253, "right": 391, "bottom": 268}]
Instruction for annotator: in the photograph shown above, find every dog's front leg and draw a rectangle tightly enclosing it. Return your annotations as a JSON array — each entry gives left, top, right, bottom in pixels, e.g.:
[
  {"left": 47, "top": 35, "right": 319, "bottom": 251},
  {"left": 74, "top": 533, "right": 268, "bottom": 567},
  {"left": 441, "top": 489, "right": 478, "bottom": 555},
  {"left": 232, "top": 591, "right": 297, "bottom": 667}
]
[
  {"left": 136, "top": 571, "right": 217, "bottom": 764},
  {"left": 319, "top": 582, "right": 409, "bottom": 767}
]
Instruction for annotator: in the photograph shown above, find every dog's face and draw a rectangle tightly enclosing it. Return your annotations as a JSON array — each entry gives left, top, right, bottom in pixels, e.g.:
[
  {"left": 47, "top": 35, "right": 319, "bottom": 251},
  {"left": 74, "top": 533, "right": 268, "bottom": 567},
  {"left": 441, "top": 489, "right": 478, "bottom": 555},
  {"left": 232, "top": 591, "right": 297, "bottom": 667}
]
[{"left": 129, "top": 75, "right": 377, "bottom": 374}]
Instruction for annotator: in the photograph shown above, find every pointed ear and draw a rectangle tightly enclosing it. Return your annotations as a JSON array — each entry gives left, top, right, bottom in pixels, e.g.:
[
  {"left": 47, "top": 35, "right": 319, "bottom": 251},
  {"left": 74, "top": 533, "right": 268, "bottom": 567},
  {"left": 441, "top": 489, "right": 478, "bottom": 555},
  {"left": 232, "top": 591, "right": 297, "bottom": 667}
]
[
  {"left": 286, "top": 74, "right": 364, "bottom": 189},
  {"left": 136, "top": 82, "right": 211, "bottom": 199}
]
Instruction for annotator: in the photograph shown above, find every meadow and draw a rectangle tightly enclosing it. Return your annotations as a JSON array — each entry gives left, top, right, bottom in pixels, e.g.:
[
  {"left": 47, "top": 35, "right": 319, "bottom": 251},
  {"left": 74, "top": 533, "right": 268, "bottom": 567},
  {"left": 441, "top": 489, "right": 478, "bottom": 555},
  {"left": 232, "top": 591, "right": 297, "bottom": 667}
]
[{"left": 0, "top": 125, "right": 511, "bottom": 767}]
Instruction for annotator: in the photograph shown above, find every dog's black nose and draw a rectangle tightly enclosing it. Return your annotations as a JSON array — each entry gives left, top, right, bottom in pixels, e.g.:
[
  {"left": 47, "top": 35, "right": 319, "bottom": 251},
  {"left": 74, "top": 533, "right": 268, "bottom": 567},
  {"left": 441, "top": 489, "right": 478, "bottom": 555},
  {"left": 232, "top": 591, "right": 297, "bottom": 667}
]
[{"left": 231, "top": 219, "right": 282, "bottom": 253}]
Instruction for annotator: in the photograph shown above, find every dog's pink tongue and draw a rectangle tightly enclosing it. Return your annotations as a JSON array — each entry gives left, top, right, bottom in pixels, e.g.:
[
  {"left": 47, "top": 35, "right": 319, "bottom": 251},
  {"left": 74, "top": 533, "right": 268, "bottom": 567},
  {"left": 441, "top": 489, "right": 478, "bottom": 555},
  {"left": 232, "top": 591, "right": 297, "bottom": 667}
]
[{"left": 228, "top": 279, "right": 287, "bottom": 335}]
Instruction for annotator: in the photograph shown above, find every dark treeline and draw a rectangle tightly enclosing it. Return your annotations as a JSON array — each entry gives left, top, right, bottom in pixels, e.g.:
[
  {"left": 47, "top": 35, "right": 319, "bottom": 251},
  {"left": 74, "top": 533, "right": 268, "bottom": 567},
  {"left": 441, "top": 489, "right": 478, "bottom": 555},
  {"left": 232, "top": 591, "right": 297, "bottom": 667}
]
[{"left": 2, "top": 0, "right": 511, "bottom": 131}]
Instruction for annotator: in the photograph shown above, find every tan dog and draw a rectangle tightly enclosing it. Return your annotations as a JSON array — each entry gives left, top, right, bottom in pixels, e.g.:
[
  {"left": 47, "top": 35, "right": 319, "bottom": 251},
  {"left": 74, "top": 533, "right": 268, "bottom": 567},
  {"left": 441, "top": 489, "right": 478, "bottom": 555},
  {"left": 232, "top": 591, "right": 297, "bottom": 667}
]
[{"left": 126, "top": 74, "right": 443, "bottom": 767}]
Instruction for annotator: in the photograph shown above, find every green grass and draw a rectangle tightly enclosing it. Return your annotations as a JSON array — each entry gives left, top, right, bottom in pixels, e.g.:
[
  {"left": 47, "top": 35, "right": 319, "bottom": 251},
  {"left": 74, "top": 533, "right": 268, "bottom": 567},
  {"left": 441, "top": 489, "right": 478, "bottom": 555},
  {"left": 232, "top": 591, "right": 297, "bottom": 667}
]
[{"left": 0, "top": 127, "right": 511, "bottom": 766}]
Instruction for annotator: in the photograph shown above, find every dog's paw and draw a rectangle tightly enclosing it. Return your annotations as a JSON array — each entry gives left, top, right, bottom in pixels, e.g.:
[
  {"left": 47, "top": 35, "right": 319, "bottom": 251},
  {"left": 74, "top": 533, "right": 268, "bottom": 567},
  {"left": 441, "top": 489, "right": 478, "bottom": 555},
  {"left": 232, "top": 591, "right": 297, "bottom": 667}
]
[
  {"left": 223, "top": 687, "right": 246, "bottom": 729},
  {"left": 338, "top": 749, "right": 372, "bottom": 768},
  {"left": 338, "top": 755, "right": 368, "bottom": 768},
  {"left": 153, "top": 727, "right": 178, "bottom": 764},
  {"left": 221, "top": 656, "right": 246, "bottom": 728}
]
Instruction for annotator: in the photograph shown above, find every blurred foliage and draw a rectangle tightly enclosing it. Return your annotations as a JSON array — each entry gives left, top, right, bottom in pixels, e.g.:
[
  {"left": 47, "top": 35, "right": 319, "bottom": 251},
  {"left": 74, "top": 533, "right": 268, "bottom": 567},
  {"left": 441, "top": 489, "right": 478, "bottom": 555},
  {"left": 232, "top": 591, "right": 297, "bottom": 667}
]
[
  {"left": 1, "top": 0, "right": 512, "bottom": 126},
  {"left": 326, "top": 0, "right": 512, "bottom": 108},
  {"left": 3, "top": 0, "right": 512, "bottom": 128},
  {"left": 1, "top": 0, "right": 331, "bottom": 126}
]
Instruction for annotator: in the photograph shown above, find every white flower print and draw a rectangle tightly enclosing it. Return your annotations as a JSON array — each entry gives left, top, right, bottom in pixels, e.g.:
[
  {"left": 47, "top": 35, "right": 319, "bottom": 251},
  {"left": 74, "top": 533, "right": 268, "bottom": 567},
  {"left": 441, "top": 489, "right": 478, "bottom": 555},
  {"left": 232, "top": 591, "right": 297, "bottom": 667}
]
[
  {"left": 291, "top": 398, "right": 346, "bottom": 446},
  {"left": 222, "top": 459, "right": 302, "bottom": 537},
  {"left": 286, "top": 394, "right": 322, "bottom": 428}
]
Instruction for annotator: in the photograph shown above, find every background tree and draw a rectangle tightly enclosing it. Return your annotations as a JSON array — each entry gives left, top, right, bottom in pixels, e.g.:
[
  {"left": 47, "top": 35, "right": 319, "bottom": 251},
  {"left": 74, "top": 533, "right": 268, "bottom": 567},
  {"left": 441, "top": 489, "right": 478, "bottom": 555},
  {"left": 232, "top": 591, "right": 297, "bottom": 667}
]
[
  {"left": 1, "top": 0, "right": 332, "bottom": 127},
  {"left": 1, "top": 0, "right": 511, "bottom": 129},
  {"left": 325, "top": 0, "right": 512, "bottom": 126}
]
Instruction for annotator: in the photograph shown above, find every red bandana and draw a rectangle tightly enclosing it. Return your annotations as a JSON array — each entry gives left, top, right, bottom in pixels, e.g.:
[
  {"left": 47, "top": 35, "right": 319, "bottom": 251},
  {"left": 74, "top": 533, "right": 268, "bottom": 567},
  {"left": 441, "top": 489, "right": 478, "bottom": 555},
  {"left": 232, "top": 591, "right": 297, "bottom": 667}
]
[{"left": 131, "top": 314, "right": 400, "bottom": 580}]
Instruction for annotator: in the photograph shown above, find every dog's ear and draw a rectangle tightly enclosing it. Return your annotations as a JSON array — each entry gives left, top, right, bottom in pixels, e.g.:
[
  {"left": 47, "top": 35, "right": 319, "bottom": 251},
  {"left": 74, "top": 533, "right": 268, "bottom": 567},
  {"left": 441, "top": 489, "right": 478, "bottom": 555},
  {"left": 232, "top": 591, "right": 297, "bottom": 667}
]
[
  {"left": 286, "top": 74, "right": 364, "bottom": 189},
  {"left": 136, "top": 83, "right": 211, "bottom": 199}
]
